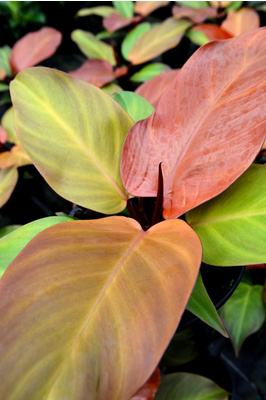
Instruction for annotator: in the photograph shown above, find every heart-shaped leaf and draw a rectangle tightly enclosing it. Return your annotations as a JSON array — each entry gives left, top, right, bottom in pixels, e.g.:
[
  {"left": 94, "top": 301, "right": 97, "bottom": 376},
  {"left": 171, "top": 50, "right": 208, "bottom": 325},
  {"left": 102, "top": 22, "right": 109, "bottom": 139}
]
[
  {"left": 154, "top": 373, "right": 228, "bottom": 400},
  {"left": 0, "top": 216, "right": 202, "bottom": 399},
  {"left": 0, "top": 215, "right": 74, "bottom": 277},
  {"left": 121, "top": 29, "right": 266, "bottom": 219},
  {"left": 10, "top": 27, "right": 62, "bottom": 74},
  {"left": 114, "top": 91, "right": 154, "bottom": 122},
  {"left": 220, "top": 282, "right": 266, "bottom": 355},
  {"left": 186, "top": 164, "right": 266, "bottom": 266},
  {"left": 0, "top": 166, "right": 18, "bottom": 207},
  {"left": 10, "top": 67, "right": 134, "bottom": 214},
  {"left": 221, "top": 8, "right": 260, "bottom": 36},
  {"left": 71, "top": 30, "right": 116, "bottom": 66},
  {"left": 128, "top": 18, "right": 191, "bottom": 65}
]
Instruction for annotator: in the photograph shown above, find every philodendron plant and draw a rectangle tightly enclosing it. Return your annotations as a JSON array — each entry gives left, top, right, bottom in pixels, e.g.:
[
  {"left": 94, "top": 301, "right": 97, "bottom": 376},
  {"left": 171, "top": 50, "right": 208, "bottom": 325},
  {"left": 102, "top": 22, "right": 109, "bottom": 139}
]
[{"left": 0, "top": 28, "right": 265, "bottom": 399}]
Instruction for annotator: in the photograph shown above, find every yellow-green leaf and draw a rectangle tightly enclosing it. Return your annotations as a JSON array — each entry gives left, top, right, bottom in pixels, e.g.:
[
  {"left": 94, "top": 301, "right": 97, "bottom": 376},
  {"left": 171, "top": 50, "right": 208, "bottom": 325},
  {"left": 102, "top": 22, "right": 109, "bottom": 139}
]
[
  {"left": 1, "top": 107, "right": 18, "bottom": 144},
  {"left": 10, "top": 68, "right": 134, "bottom": 214},
  {"left": 0, "top": 166, "right": 18, "bottom": 207}
]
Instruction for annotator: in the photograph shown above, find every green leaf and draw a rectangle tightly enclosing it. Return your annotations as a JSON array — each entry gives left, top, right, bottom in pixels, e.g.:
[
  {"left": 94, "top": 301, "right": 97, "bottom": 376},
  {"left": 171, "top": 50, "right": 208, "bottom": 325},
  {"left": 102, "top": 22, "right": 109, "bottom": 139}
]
[
  {"left": 113, "top": 0, "right": 134, "bottom": 18},
  {"left": 102, "top": 82, "right": 123, "bottom": 96},
  {"left": 71, "top": 30, "right": 116, "bottom": 66},
  {"left": 0, "top": 83, "right": 9, "bottom": 92},
  {"left": 76, "top": 6, "right": 116, "bottom": 18},
  {"left": 114, "top": 91, "right": 154, "bottom": 122},
  {"left": 161, "top": 329, "right": 199, "bottom": 366},
  {"left": 121, "top": 22, "right": 151, "bottom": 61},
  {"left": 0, "top": 217, "right": 202, "bottom": 399},
  {"left": 0, "top": 216, "right": 74, "bottom": 278},
  {"left": 0, "top": 224, "right": 21, "bottom": 238},
  {"left": 10, "top": 68, "right": 134, "bottom": 214},
  {"left": 155, "top": 373, "right": 228, "bottom": 399},
  {"left": 1, "top": 106, "right": 17, "bottom": 144},
  {"left": 186, "top": 164, "right": 266, "bottom": 266},
  {"left": 220, "top": 282, "right": 266, "bottom": 355},
  {"left": 0, "top": 46, "right": 12, "bottom": 77},
  {"left": 226, "top": 1, "right": 243, "bottom": 11},
  {"left": 187, "top": 273, "right": 228, "bottom": 337},
  {"left": 186, "top": 29, "right": 209, "bottom": 46},
  {"left": 130, "top": 63, "right": 171, "bottom": 82},
  {"left": 175, "top": 1, "right": 209, "bottom": 8}
]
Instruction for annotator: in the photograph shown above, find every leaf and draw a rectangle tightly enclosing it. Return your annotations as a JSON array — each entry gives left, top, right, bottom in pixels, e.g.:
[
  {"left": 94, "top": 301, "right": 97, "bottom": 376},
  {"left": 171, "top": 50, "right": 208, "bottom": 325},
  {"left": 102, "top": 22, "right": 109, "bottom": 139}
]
[
  {"left": 220, "top": 282, "right": 266, "bottom": 355},
  {"left": 172, "top": 5, "right": 218, "bottom": 23},
  {"left": 0, "top": 166, "right": 18, "bottom": 208},
  {"left": 0, "top": 145, "right": 32, "bottom": 168},
  {"left": 122, "top": 22, "right": 151, "bottom": 61},
  {"left": 114, "top": 91, "right": 154, "bottom": 122},
  {"left": 113, "top": 0, "right": 134, "bottom": 18},
  {"left": 103, "top": 13, "right": 142, "bottom": 33},
  {"left": 75, "top": 6, "right": 116, "bottom": 18},
  {"left": 135, "top": 2, "right": 170, "bottom": 16},
  {"left": 130, "top": 368, "right": 161, "bottom": 400},
  {"left": 130, "top": 63, "right": 171, "bottom": 83},
  {"left": 71, "top": 30, "right": 116, "bottom": 66},
  {"left": 0, "top": 224, "right": 21, "bottom": 238},
  {"left": 0, "top": 46, "right": 12, "bottom": 77},
  {"left": 161, "top": 329, "right": 199, "bottom": 366},
  {"left": 186, "top": 29, "right": 209, "bottom": 46},
  {"left": 186, "top": 165, "right": 266, "bottom": 266},
  {"left": 128, "top": 18, "right": 192, "bottom": 65},
  {"left": 221, "top": 8, "right": 260, "bottom": 37},
  {"left": 189, "top": 24, "right": 233, "bottom": 41},
  {"left": 0, "top": 82, "right": 9, "bottom": 92},
  {"left": 0, "top": 216, "right": 74, "bottom": 277},
  {"left": 1, "top": 106, "right": 18, "bottom": 144},
  {"left": 102, "top": 82, "right": 123, "bottom": 96},
  {"left": 135, "top": 69, "right": 180, "bottom": 107},
  {"left": 0, "top": 126, "right": 8, "bottom": 143},
  {"left": 10, "top": 27, "right": 62, "bottom": 73},
  {"left": 187, "top": 273, "right": 228, "bottom": 337},
  {"left": 121, "top": 29, "right": 266, "bottom": 219},
  {"left": 0, "top": 216, "right": 202, "bottom": 399},
  {"left": 209, "top": 1, "right": 233, "bottom": 7},
  {"left": 10, "top": 67, "right": 134, "bottom": 214},
  {"left": 226, "top": 1, "right": 243, "bottom": 11},
  {"left": 176, "top": 1, "right": 209, "bottom": 8},
  {"left": 68, "top": 59, "right": 115, "bottom": 87},
  {"left": 155, "top": 373, "right": 228, "bottom": 400}
]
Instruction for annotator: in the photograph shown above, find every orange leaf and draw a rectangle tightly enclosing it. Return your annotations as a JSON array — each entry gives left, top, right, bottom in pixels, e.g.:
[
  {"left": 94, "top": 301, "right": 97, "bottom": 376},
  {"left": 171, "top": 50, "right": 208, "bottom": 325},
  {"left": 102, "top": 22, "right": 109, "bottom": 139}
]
[
  {"left": 0, "top": 145, "right": 32, "bottom": 168},
  {"left": 130, "top": 368, "right": 161, "bottom": 399},
  {"left": 135, "top": 1, "right": 170, "bottom": 17},
  {"left": 221, "top": 8, "right": 260, "bottom": 37},
  {"left": 121, "top": 29, "right": 266, "bottom": 219},
  {"left": 69, "top": 59, "right": 115, "bottom": 87},
  {"left": 191, "top": 23, "right": 233, "bottom": 41},
  {"left": 135, "top": 69, "right": 180, "bottom": 108},
  {"left": 172, "top": 5, "right": 218, "bottom": 24},
  {"left": 103, "top": 13, "right": 142, "bottom": 33},
  {"left": 10, "top": 27, "right": 62, "bottom": 73},
  {"left": 0, "top": 166, "right": 18, "bottom": 207}
]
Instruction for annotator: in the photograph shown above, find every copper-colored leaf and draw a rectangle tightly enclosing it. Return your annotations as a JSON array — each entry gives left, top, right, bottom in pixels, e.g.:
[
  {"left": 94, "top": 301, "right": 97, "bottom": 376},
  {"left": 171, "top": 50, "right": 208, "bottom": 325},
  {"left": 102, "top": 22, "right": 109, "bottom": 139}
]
[
  {"left": 130, "top": 368, "right": 161, "bottom": 400},
  {"left": 135, "top": 69, "right": 180, "bottom": 108},
  {"left": 10, "top": 27, "right": 62, "bottom": 74},
  {"left": 0, "top": 145, "right": 32, "bottom": 168},
  {"left": 103, "top": 13, "right": 142, "bottom": 33},
  {"left": 121, "top": 29, "right": 266, "bottom": 219},
  {"left": 172, "top": 5, "right": 218, "bottom": 23},
  {"left": 0, "top": 217, "right": 202, "bottom": 399},
  {"left": 221, "top": 8, "right": 260, "bottom": 37},
  {"left": 0, "top": 126, "right": 7, "bottom": 143},
  {"left": 135, "top": 1, "right": 170, "bottom": 17},
  {"left": 191, "top": 23, "right": 233, "bottom": 41},
  {"left": 69, "top": 59, "right": 115, "bottom": 87}
]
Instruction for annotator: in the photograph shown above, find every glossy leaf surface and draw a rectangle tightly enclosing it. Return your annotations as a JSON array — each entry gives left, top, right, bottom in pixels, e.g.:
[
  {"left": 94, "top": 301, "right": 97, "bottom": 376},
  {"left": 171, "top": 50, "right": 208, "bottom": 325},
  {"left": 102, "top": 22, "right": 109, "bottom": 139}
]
[
  {"left": 11, "top": 68, "right": 134, "bottom": 214},
  {"left": 0, "top": 145, "right": 32, "bottom": 168},
  {"left": 187, "top": 273, "right": 228, "bottom": 337},
  {"left": 130, "top": 63, "right": 171, "bottom": 83},
  {"left": 221, "top": 8, "right": 260, "bottom": 37},
  {"left": 0, "top": 216, "right": 74, "bottom": 278},
  {"left": 69, "top": 59, "right": 115, "bottom": 87},
  {"left": 186, "top": 165, "right": 266, "bottom": 266},
  {"left": 71, "top": 30, "right": 116, "bottom": 65},
  {"left": 130, "top": 368, "right": 161, "bottom": 400},
  {"left": 128, "top": 18, "right": 191, "bottom": 65},
  {"left": 122, "top": 22, "right": 151, "bottom": 61},
  {"left": 113, "top": 0, "right": 134, "bottom": 18},
  {"left": 135, "top": 1, "right": 170, "bottom": 16},
  {"left": 155, "top": 373, "right": 228, "bottom": 400},
  {"left": 10, "top": 27, "right": 62, "bottom": 73},
  {"left": 0, "top": 166, "right": 18, "bottom": 207},
  {"left": 0, "top": 216, "right": 202, "bottom": 399},
  {"left": 135, "top": 69, "right": 179, "bottom": 107},
  {"left": 220, "top": 282, "right": 266, "bottom": 355},
  {"left": 172, "top": 5, "right": 217, "bottom": 23},
  {"left": 121, "top": 29, "right": 266, "bottom": 219},
  {"left": 114, "top": 91, "right": 154, "bottom": 122}
]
